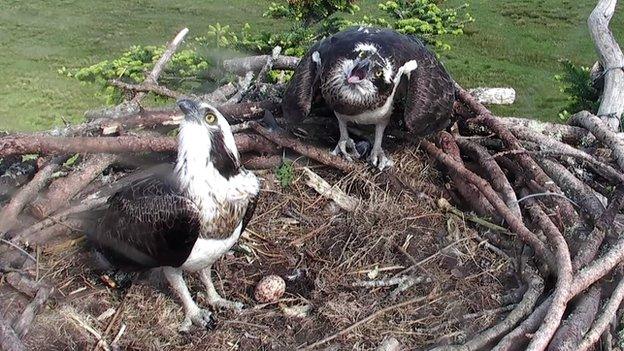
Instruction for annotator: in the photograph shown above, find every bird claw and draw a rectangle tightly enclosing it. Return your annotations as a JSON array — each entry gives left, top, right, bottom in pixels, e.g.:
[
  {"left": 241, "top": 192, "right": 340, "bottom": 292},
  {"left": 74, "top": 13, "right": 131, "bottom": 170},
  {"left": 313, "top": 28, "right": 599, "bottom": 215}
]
[
  {"left": 369, "top": 148, "right": 394, "bottom": 171},
  {"left": 332, "top": 138, "right": 361, "bottom": 162},
  {"left": 178, "top": 308, "right": 214, "bottom": 333}
]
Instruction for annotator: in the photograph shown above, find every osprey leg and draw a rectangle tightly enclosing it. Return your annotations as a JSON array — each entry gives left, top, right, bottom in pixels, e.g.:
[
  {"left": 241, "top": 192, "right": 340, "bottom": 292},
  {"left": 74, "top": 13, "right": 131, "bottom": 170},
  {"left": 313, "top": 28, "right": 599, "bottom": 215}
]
[
  {"left": 163, "top": 266, "right": 213, "bottom": 332},
  {"left": 199, "top": 266, "right": 243, "bottom": 310},
  {"left": 332, "top": 116, "right": 361, "bottom": 161},
  {"left": 369, "top": 121, "right": 394, "bottom": 171}
]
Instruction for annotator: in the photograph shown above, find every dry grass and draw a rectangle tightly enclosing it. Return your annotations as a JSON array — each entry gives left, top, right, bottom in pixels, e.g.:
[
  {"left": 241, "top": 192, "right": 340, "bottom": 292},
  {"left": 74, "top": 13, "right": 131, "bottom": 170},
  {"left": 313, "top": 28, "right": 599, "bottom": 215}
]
[{"left": 4, "top": 148, "right": 514, "bottom": 350}]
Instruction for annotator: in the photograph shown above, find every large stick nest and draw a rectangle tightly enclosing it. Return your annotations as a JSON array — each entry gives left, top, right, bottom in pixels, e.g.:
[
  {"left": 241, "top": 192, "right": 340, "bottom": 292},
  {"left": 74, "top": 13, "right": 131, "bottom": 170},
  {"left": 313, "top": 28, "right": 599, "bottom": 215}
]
[{"left": 2, "top": 1, "right": 624, "bottom": 349}]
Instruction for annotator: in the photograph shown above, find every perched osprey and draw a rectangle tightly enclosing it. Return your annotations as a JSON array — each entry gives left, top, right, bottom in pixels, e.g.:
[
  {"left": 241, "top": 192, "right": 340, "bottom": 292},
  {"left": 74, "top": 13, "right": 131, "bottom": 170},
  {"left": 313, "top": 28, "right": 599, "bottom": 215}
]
[
  {"left": 87, "top": 99, "right": 260, "bottom": 332},
  {"left": 282, "top": 27, "right": 455, "bottom": 170}
]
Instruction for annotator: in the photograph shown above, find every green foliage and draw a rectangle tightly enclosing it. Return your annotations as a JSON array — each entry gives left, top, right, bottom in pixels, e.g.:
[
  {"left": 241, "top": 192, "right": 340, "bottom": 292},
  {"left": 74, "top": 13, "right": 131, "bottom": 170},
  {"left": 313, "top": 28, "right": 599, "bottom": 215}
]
[
  {"left": 63, "top": 45, "right": 211, "bottom": 104},
  {"left": 275, "top": 159, "right": 295, "bottom": 188},
  {"left": 554, "top": 60, "right": 600, "bottom": 121},
  {"left": 69, "top": 0, "right": 471, "bottom": 103}
]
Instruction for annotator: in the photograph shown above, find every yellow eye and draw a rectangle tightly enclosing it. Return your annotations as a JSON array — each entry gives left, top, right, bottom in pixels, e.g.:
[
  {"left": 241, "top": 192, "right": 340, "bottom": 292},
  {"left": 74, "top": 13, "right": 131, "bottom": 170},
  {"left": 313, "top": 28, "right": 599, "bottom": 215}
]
[
  {"left": 359, "top": 51, "right": 365, "bottom": 58},
  {"left": 204, "top": 113, "right": 216, "bottom": 124},
  {"left": 375, "top": 70, "right": 383, "bottom": 78}
]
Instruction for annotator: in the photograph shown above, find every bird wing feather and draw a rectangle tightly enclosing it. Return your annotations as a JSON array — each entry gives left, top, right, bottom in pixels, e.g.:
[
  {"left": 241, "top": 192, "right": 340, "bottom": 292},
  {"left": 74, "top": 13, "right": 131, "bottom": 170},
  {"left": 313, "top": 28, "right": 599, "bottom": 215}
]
[
  {"left": 401, "top": 37, "right": 456, "bottom": 135},
  {"left": 282, "top": 42, "right": 322, "bottom": 124},
  {"left": 90, "top": 174, "right": 202, "bottom": 269}
]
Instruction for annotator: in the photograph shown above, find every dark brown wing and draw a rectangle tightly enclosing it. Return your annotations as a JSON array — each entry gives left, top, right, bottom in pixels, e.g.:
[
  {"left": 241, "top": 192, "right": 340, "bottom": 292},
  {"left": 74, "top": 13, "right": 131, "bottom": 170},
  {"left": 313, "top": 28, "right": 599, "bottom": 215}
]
[
  {"left": 88, "top": 174, "right": 202, "bottom": 270},
  {"left": 240, "top": 192, "right": 258, "bottom": 233},
  {"left": 281, "top": 42, "right": 321, "bottom": 124},
  {"left": 402, "top": 38, "right": 455, "bottom": 136}
]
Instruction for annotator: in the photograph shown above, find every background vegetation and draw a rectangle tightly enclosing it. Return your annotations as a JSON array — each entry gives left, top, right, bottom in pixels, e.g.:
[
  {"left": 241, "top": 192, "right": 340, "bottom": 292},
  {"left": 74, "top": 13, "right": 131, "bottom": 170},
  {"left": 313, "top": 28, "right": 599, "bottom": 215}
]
[{"left": 1, "top": 0, "right": 623, "bottom": 131}]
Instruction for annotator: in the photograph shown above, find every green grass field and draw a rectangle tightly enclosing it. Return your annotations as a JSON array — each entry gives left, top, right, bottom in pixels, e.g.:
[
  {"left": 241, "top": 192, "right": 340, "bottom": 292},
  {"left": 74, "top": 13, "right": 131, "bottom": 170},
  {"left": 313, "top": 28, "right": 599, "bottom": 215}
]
[{"left": 1, "top": 0, "right": 622, "bottom": 131}]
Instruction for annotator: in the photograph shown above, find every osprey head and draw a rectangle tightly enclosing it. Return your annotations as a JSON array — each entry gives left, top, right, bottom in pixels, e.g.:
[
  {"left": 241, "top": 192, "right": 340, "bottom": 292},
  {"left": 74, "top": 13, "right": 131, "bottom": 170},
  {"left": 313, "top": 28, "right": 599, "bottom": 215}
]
[
  {"left": 323, "top": 42, "right": 395, "bottom": 109},
  {"left": 176, "top": 99, "right": 241, "bottom": 179}
]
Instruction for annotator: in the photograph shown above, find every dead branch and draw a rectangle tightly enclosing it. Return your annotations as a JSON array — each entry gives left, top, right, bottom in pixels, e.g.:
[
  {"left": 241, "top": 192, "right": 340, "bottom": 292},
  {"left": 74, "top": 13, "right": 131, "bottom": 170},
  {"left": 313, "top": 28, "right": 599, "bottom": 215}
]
[
  {"left": 578, "top": 276, "right": 624, "bottom": 350},
  {"left": 109, "top": 79, "right": 182, "bottom": 99},
  {"left": 548, "top": 285, "right": 602, "bottom": 351},
  {"left": 422, "top": 140, "right": 556, "bottom": 269},
  {"left": 30, "top": 154, "right": 119, "bottom": 219},
  {"left": 437, "top": 132, "right": 498, "bottom": 220},
  {"left": 249, "top": 122, "right": 359, "bottom": 173},
  {"left": 12, "top": 285, "right": 54, "bottom": 338},
  {"left": 569, "top": 111, "right": 624, "bottom": 172},
  {"left": 521, "top": 197, "right": 573, "bottom": 351},
  {"left": 456, "top": 138, "right": 522, "bottom": 218},
  {"left": 588, "top": 0, "right": 624, "bottom": 130},
  {"left": 458, "top": 88, "right": 578, "bottom": 223},
  {"left": 0, "top": 133, "right": 278, "bottom": 158},
  {"left": 0, "top": 311, "right": 25, "bottom": 351},
  {"left": 0, "top": 156, "right": 65, "bottom": 233},
  {"left": 498, "top": 117, "right": 598, "bottom": 144},
  {"left": 255, "top": 46, "right": 282, "bottom": 85},
  {"left": 537, "top": 158, "right": 606, "bottom": 220},
  {"left": 223, "top": 54, "right": 300, "bottom": 76},
  {"left": 573, "top": 185, "right": 624, "bottom": 271},
  {"left": 132, "top": 28, "right": 189, "bottom": 103},
  {"left": 507, "top": 123, "right": 624, "bottom": 184}
]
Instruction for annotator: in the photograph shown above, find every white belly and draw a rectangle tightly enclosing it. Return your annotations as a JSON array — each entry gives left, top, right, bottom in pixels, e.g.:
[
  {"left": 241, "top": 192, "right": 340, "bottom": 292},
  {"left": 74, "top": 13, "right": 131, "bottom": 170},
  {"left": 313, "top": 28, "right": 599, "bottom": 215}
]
[
  {"left": 335, "top": 95, "right": 394, "bottom": 125},
  {"left": 180, "top": 222, "right": 243, "bottom": 272}
]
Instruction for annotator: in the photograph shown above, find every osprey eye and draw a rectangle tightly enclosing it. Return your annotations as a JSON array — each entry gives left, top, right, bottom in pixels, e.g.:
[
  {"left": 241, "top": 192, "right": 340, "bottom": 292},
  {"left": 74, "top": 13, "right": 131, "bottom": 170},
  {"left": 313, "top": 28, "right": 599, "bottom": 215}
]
[
  {"left": 359, "top": 51, "right": 365, "bottom": 58},
  {"left": 204, "top": 113, "right": 217, "bottom": 124},
  {"left": 375, "top": 70, "right": 383, "bottom": 78}
]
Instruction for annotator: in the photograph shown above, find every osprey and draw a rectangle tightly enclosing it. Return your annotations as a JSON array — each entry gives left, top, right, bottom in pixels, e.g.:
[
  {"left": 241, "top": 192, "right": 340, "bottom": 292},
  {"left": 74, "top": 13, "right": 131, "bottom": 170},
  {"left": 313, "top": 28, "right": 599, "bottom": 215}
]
[
  {"left": 87, "top": 99, "right": 260, "bottom": 332},
  {"left": 282, "top": 27, "right": 455, "bottom": 170}
]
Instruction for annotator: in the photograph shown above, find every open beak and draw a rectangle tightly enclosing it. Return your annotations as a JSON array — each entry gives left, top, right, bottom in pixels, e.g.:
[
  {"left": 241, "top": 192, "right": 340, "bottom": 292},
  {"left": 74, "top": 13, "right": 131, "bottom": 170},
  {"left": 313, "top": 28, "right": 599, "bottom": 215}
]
[{"left": 347, "top": 58, "right": 371, "bottom": 84}]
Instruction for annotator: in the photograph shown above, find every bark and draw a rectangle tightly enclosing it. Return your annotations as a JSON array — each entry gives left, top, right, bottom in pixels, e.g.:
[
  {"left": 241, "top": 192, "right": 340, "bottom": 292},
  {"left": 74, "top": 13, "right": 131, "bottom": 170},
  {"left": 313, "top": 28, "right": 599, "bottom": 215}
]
[
  {"left": 578, "top": 277, "right": 624, "bottom": 350},
  {"left": 12, "top": 286, "right": 54, "bottom": 338}
]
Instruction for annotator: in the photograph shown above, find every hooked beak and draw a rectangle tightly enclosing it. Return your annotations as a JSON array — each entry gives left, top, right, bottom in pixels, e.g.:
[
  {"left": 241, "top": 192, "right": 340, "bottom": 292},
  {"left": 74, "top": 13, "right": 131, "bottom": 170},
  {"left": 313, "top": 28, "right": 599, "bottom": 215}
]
[
  {"left": 177, "top": 99, "right": 201, "bottom": 121},
  {"left": 347, "top": 58, "right": 371, "bottom": 84}
]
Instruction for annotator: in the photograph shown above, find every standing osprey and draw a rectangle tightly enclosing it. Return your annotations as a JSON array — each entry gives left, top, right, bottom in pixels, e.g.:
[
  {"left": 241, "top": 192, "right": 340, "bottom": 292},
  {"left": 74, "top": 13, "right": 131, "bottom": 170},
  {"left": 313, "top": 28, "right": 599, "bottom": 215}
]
[
  {"left": 282, "top": 27, "right": 455, "bottom": 170},
  {"left": 87, "top": 99, "right": 259, "bottom": 332}
]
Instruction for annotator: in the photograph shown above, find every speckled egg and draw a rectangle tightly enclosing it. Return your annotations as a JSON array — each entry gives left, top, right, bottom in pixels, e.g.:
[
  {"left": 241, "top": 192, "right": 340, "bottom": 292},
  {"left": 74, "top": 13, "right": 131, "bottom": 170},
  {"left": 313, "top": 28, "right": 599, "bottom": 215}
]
[{"left": 254, "top": 275, "right": 286, "bottom": 303}]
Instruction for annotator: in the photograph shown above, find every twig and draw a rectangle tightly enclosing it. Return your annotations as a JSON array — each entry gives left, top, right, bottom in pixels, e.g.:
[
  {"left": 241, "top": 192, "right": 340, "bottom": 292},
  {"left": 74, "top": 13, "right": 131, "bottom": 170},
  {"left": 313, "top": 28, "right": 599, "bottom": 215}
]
[
  {"left": 0, "top": 133, "right": 277, "bottom": 158},
  {"left": 65, "top": 310, "right": 110, "bottom": 351},
  {"left": 0, "top": 238, "right": 36, "bottom": 262},
  {"left": 131, "top": 28, "right": 189, "bottom": 103},
  {"left": 436, "top": 198, "right": 513, "bottom": 235},
  {"left": 223, "top": 54, "right": 300, "bottom": 76},
  {"left": 300, "top": 295, "right": 429, "bottom": 350},
  {"left": 303, "top": 167, "right": 359, "bottom": 211},
  {"left": 549, "top": 285, "right": 602, "bottom": 350}
]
